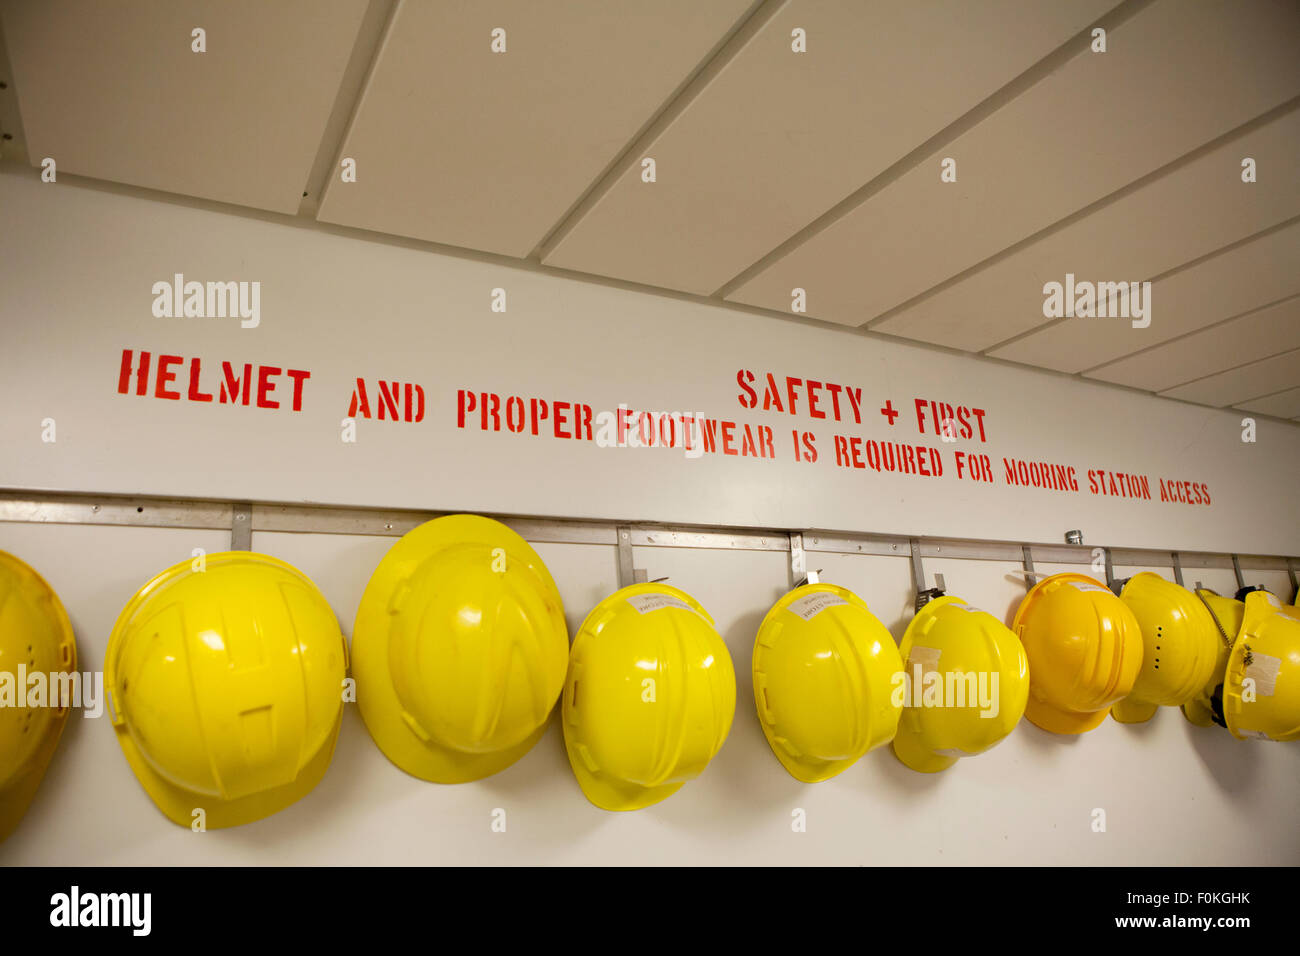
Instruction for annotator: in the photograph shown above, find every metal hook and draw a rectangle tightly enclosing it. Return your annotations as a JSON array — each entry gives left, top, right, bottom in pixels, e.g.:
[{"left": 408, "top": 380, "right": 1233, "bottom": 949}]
[
  {"left": 231, "top": 501, "right": 252, "bottom": 551},
  {"left": 1022, "top": 545, "right": 1037, "bottom": 590},
  {"left": 789, "top": 532, "right": 820, "bottom": 587},
  {"left": 616, "top": 526, "right": 648, "bottom": 589},
  {"left": 910, "top": 538, "right": 946, "bottom": 610}
]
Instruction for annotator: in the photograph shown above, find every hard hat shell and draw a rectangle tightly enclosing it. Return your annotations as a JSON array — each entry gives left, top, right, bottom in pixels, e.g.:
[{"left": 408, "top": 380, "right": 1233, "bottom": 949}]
[
  {"left": 563, "top": 583, "right": 735, "bottom": 811},
  {"left": 1111, "top": 573, "right": 1221, "bottom": 723},
  {"left": 0, "top": 551, "right": 77, "bottom": 842},
  {"left": 752, "top": 583, "right": 902, "bottom": 782},
  {"left": 1012, "top": 572, "right": 1143, "bottom": 735},
  {"left": 105, "top": 551, "right": 346, "bottom": 829},
  {"left": 893, "top": 595, "right": 1030, "bottom": 773},
  {"left": 1222, "top": 591, "right": 1300, "bottom": 742},
  {"left": 353, "top": 515, "right": 568, "bottom": 783},
  {"left": 1180, "top": 589, "right": 1243, "bottom": 728}
]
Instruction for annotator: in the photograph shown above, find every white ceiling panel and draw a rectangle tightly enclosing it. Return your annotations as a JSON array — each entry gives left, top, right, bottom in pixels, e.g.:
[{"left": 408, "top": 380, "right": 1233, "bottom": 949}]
[
  {"left": 0, "top": 0, "right": 369, "bottom": 213},
  {"left": 988, "top": 220, "right": 1300, "bottom": 373},
  {"left": 1074, "top": 296, "right": 1300, "bottom": 394},
  {"left": 1159, "top": 349, "right": 1300, "bottom": 407},
  {"left": 1237, "top": 387, "right": 1300, "bottom": 419},
  {"left": 866, "top": 107, "right": 1300, "bottom": 352},
  {"left": 728, "top": 0, "right": 1300, "bottom": 324},
  {"left": 316, "top": 0, "right": 754, "bottom": 258},
  {"left": 542, "top": 0, "right": 1117, "bottom": 294}
]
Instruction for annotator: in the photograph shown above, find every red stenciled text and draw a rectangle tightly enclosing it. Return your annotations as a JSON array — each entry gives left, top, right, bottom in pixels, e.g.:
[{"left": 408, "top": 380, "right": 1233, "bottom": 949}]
[{"left": 116, "top": 349, "right": 309, "bottom": 411}]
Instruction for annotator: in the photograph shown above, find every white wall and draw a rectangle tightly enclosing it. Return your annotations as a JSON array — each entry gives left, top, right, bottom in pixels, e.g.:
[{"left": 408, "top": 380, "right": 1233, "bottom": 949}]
[
  {"left": 2, "top": 168, "right": 1299, "bottom": 554},
  {"left": 1, "top": 168, "right": 1297, "bottom": 865},
  {"left": 1, "top": 521, "right": 1295, "bottom": 866}
]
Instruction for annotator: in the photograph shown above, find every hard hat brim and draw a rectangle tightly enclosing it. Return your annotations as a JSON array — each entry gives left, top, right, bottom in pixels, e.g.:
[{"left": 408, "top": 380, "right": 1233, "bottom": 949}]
[
  {"left": 891, "top": 729, "right": 959, "bottom": 774},
  {"left": 1023, "top": 695, "right": 1111, "bottom": 735},
  {"left": 0, "top": 730, "right": 65, "bottom": 842},
  {"left": 758, "top": 728, "right": 858, "bottom": 783},
  {"left": 111, "top": 711, "right": 343, "bottom": 829},
  {"left": 1181, "top": 698, "right": 1217, "bottom": 728},
  {"left": 1110, "top": 697, "right": 1159, "bottom": 724},
  {"left": 352, "top": 599, "right": 552, "bottom": 783},
  {"left": 564, "top": 738, "right": 686, "bottom": 811}
]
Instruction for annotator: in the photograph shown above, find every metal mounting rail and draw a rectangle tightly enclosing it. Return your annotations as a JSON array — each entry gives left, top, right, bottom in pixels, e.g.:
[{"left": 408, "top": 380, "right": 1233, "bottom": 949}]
[{"left": 0, "top": 490, "right": 1296, "bottom": 577}]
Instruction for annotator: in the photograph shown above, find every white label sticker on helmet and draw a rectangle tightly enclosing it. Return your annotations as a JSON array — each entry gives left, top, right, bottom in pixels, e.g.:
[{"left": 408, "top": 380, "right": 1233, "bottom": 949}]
[
  {"left": 932, "top": 747, "right": 968, "bottom": 758},
  {"left": 1068, "top": 582, "right": 1112, "bottom": 594},
  {"left": 906, "top": 645, "right": 942, "bottom": 678},
  {"left": 786, "top": 591, "right": 848, "bottom": 620},
  {"left": 901, "top": 645, "right": 941, "bottom": 704},
  {"left": 1241, "top": 728, "right": 1274, "bottom": 741},
  {"left": 626, "top": 593, "right": 694, "bottom": 615},
  {"left": 1244, "top": 651, "right": 1280, "bottom": 698}
]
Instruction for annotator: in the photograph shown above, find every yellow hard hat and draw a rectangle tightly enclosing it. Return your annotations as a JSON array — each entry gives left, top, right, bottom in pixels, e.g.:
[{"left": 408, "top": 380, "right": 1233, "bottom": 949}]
[
  {"left": 752, "top": 583, "right": 902, "bottom": 782},
  {"left": 563, "top": 583, "right": 735, "bottom": 811},
  {"left": 105, "top": 552, "right": 346, "bottom": 829},
  {"left": 1012, "top": 572, "right": 1143, "bottom": 735},
  {"left": 353, "top": 515, "right": 568, "bottom": 783},
  {"left": 893, "top": 595, "right": 1030, "bottom": 773},
  {"left": 1181, "top": 589, "right": 1242, "bottom": 728},
  {"left": 1110, "top": 573, "right": 1221, "bottom": 724},
  {"left": 1222, "top": 591, "right": 1300, "bottom": 741},
  {"left": 0, "top": 552, "right": 77, "bottom": 842}
]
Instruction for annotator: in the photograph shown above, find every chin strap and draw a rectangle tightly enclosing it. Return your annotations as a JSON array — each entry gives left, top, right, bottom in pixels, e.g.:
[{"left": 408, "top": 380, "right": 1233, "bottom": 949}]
[
  {"left": 1208, "top": 684, "right": 1227, "bottom": 729},
  {"left": 1195, "top": 588, "right": 1236, "bottom": 652}
]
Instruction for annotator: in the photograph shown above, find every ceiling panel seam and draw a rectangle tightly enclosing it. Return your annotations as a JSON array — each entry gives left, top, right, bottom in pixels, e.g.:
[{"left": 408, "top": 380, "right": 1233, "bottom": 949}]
[
  {"left": 978, "top": 316, "right": 1071, "bottom": 358},
  {"left": 1079, "top": 290, "right": 1300, "bottom": 379},
  {"left": 1150, "top": 336, "right": 1300, "bottom": 397},
  {"left": 977, "top": 217, "right": 1300, "bottom": 359},
  {"left": 528, "top": 0, "right": 779, "bottom": 262},
  {"left": 857, "top": 95, "right": 1300, "bottom": 333},
  {"left": 709, "top": 0, "right": 1155, "bottom": 301},
  {"left": 302, "top": 0, "right": 401, "bottom": 219},
  {"left": 1159, "top": 346, "right": 1300, "bottom": 400},
  {"left": 1232, "top": 382, "right": 1300, "bottom": 407}
]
